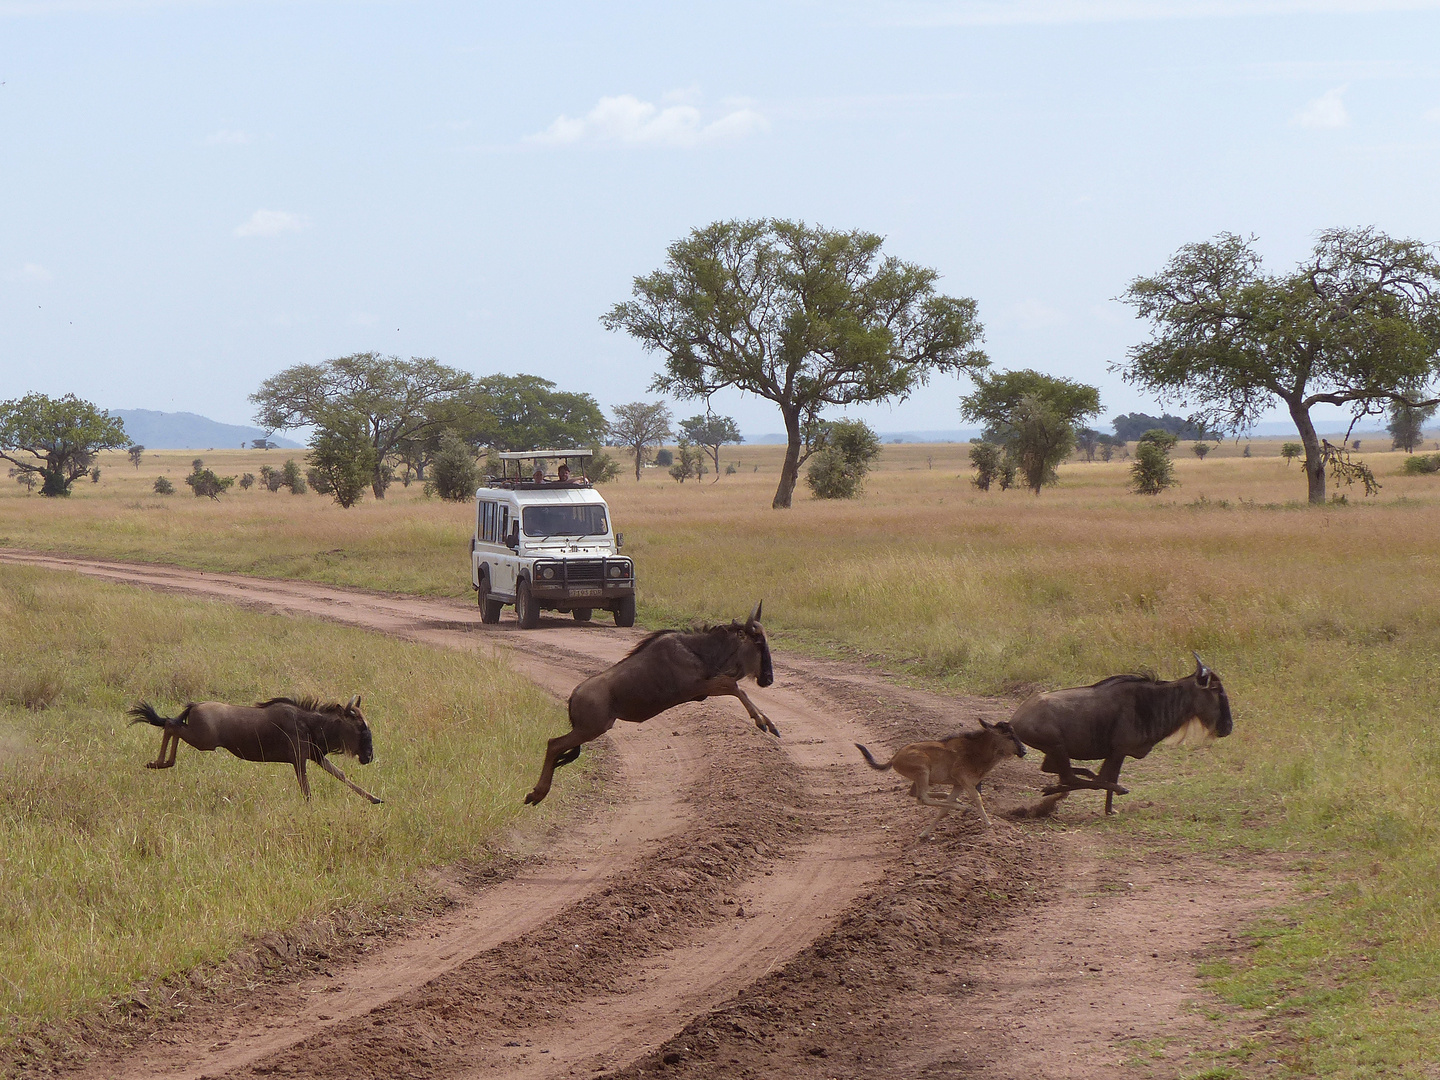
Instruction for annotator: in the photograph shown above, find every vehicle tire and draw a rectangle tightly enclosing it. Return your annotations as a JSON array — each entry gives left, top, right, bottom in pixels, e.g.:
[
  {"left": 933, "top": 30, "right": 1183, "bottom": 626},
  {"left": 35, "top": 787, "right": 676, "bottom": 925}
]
[
  {"left": 573, "top": 608, "right": 593, "bottom": 623},
  {"left": 613, "top": 595, "right": 636, "bottom": 628},
  {"left": 478, "top": 575, "right": 503, "bottom": 624},
  {"left": 516, "top": 579, "right": 541, "bottom": 629}
]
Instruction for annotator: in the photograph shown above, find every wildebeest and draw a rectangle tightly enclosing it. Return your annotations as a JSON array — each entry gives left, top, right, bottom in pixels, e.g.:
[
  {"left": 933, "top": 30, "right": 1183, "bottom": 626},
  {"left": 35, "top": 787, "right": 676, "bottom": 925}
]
[
  {"left": 127, "top": 695, "right": 382, "bottom": 804},
  {"left": 524, "top": 602, "right": 775, "bottom": 806},
  {"left": 855, "top": 719, "right": 1026, "bottom": 837},
  {"left": 1007, "top": 653, "right": 1233, "bottom": 815}
]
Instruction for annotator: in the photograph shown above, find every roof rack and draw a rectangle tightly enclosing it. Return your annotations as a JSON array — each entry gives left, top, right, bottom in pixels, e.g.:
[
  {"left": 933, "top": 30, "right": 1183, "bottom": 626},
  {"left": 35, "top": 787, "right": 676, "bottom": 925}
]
[
  {"left": 495, "top": 449, "right": 594, "bottom": 461},
  {"left": 485, "top": 449, "right": 595, "bottom": 490}
]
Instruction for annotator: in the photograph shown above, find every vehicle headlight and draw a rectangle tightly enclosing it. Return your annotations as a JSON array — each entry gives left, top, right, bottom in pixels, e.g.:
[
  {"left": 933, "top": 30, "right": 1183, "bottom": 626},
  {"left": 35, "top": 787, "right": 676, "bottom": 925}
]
[
  {"left": 540, "top": 566, "right": 555, "bottom": 580},
  {"left": 608, "top": 563, "right": 626, "bottom": 579}
]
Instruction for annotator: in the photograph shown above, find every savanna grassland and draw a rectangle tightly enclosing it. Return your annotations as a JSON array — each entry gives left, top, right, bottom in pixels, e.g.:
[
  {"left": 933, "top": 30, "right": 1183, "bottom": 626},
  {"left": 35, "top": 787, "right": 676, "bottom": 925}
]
[
  {"left": 4, "top": 436, "right": 1440, "bottom": 1076},
  {"left": 0, "top": 565, "right": 570, "bottom": 1041}
]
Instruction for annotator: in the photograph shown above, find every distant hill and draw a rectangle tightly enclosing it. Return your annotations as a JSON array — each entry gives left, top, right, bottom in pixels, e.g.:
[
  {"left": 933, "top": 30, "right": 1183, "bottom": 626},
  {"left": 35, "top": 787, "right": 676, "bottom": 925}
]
[{"left": 109, "top": 410, "right": 301, "bottom": 450}]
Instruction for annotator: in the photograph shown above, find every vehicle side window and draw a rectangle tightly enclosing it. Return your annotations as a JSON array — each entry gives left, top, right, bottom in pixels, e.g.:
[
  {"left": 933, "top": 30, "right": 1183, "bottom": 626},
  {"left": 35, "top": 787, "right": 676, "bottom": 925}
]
[{"left": 499, "top": 505, "right": 510, "bottom": 543}]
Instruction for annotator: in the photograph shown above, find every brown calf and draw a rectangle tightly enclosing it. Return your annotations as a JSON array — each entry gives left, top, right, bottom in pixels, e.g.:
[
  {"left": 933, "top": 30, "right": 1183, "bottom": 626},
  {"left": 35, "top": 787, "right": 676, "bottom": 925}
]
[{"left": 856, "top": 720, "right": 1026, "bottom": 838}]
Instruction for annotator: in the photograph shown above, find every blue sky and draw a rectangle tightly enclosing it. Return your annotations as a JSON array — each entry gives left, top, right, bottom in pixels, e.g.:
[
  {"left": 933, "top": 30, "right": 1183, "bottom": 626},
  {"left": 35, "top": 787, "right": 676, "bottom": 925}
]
[{"left": 4, "top": 0, "right": 1440, "bottom": 439}]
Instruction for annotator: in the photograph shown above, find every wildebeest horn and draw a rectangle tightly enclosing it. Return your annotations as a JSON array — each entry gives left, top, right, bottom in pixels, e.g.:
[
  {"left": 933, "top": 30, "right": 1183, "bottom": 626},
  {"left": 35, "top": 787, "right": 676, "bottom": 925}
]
[
  {"left": 748, "top": 601, "right": 762, "bottom": 626},
  {"left": 347, "top": 694, "right": 361, "bottom": 709}
]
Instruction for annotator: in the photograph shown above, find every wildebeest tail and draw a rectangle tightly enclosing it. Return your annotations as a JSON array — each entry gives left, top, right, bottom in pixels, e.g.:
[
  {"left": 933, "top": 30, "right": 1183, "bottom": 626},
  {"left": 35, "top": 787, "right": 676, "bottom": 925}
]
[
  {"left": 854, "top": 743, "right": 892, "bottom": 771},
  {"left": 127, "top": 701, "right": 190, "bottom": 728}
]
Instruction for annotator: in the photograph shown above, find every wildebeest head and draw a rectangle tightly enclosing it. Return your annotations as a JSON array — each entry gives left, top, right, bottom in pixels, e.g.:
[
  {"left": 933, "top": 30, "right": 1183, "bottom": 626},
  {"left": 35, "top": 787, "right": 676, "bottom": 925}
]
[
  {"left": 1170, "top": 653, "right": 1232, "bottom": 743},
  {"left": 740, "top": 601, "right": 774, "bottom": 688},
  {"left": 980, "top": 718, "right": 1027, "bottom": 758},
  {"left": 342, "top": 694, "right": 375, "bottom": 764}
]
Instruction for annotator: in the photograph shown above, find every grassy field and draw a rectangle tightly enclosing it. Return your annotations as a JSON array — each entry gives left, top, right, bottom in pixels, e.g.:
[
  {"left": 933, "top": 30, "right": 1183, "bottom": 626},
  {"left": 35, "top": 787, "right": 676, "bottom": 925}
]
[
  {"left": 0, "top": 564, "right": 569, "bottom": 1040},
  {"left": 3, "top": 438, "right": 1440, "bottom": 1075}
]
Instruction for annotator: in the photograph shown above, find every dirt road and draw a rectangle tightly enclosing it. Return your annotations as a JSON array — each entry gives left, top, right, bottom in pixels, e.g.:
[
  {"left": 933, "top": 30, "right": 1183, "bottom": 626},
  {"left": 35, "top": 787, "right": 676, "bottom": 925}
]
[{"left": 0, "top": 551, "right": 1289, "bottom": 1080}]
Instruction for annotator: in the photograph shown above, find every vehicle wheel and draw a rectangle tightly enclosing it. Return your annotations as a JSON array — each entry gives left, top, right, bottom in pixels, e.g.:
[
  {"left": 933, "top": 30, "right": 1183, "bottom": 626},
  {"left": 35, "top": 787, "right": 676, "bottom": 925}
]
[
  {"left": 516, "top": 579, "right": 541, "bottom": 629},
  {"left": 478, "top": 575, "right": 503, "bottom": 624},
  {"left": 573, "top": 608, "right": 593, "bottom": 623},
  {"left": 613, "top": 595, "right": 636, "bottom": 628}
]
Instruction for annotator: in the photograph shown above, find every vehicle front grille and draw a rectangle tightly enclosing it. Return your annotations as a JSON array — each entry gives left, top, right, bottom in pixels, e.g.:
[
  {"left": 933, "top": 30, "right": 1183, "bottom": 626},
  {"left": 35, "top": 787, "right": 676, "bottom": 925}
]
[{"left": 562, "top": 560, "right": 605, "bottom": 586}]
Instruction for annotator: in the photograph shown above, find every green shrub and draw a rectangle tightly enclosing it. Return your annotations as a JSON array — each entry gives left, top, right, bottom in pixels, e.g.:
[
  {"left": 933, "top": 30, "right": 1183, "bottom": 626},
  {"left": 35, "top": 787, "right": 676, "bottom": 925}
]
[
  {"left": 1400, "top": 453, "right": 1440, "bottom": 476},
  {"left": 805, "top": 419, "right": 882, "bottom": 499}
]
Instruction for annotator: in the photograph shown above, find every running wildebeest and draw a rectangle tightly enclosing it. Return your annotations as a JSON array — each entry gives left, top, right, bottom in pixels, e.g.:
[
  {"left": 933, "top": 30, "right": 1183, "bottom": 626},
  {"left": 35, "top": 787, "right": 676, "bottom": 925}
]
[
  {"left": 856, "top": 720, "right": 1026, "bottom": 838},
  {"left": 127, "top": 696, "right": 382, "bottom": 804},
  {"left": 1008, "top": 653, "right": 1233, "bottom": 815},
  {"left": 524, "top": 602, "right": 775, "bottom": 806}
]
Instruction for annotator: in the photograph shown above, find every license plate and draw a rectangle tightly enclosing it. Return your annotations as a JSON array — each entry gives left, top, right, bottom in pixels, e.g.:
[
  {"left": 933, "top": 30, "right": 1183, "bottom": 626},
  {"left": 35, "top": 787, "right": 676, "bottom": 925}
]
[{"left": 568, "top": 588, "right": 602, "bottom": 597}]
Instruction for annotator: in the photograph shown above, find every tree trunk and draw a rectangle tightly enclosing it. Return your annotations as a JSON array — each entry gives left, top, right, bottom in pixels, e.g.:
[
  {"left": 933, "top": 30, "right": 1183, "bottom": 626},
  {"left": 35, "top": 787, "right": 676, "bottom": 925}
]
[
  {"left": 1287, "top": 399, "right": 1326, "bottom": 504},
  {"left": 633, "top": 444, "right": 643, "bottom": 481},
  {"left": 773, "top": 409, "right": 802, "bottom": 509}
]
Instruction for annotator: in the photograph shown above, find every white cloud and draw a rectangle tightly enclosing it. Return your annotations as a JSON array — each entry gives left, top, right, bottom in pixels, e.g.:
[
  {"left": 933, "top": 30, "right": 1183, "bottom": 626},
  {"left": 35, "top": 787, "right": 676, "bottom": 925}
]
[
  {"left": 233, "top": 210, "right": 311, "bottom": 238},
  {"left": 7, "top": 262, "right": 54, "bottom": 283},
  {"left": 1296, "top": 86, "right": 1350, "bottom": 128},
  {"left": 526, "top": 94, "right": 769, "bottom": 148},
  {"left": 204, "top": 129, "right": 254, "bottom": 146},
  {"left": 882, "top": 0, "right": 1440, "bottom": 24}
]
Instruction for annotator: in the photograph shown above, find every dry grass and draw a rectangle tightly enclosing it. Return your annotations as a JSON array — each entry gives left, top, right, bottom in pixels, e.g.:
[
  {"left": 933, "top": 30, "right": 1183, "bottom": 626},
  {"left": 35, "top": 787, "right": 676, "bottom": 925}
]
[
  {"left": 0, "top": 564, "right": 570, "bottom": 1039},
  {"left": 4, "top": 440, "right": 1440, "bottom": 1074}
]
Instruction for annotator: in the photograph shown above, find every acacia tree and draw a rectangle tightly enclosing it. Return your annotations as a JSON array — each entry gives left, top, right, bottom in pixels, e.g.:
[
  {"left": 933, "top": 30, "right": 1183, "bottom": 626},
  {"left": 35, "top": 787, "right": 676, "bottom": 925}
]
[
  {"left": 1119, "top": 228, "right": 1440, "bottom": 504},
  {"left": 456, "top": 374, "right": 608, "bottom": 452},
  {"left": 609, "top": 402, "right": 672, "bottom": 480},
  {"left": 959, "top": 370, "right": 1101, "bottom": 495},
  {"left": 0, "top": 393, "right": 128, "bottom": 496},
  {"left": 678, "top": 413, "right": 743, "bottom": 483},
  {"left": 1389, "top": 401, "right": 1438, "bottom": 452},
  {"left": 250, "top": 353, "right": 471, "bottom": 498},
  {"left": 604, "top": 219, "right": 988, "bottom": 508}
]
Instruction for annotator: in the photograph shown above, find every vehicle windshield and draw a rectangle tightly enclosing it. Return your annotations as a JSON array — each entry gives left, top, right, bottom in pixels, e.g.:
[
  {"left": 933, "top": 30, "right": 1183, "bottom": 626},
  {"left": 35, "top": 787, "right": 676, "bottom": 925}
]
[{"left": 522, "top": 504, "right": 608, "bottom": 538}]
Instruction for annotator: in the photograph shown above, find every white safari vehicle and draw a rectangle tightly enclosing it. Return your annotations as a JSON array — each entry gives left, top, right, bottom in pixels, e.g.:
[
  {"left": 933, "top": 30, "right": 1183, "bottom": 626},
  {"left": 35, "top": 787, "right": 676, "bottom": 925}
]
[{"left": 470, "top": 449, "right": 635, "bottom": 629}]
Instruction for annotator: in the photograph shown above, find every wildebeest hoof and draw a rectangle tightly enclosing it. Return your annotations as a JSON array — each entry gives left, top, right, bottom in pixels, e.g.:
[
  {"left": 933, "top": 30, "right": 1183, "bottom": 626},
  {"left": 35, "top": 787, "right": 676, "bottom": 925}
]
[
  {"left": 1113, "top": 784, "right": 1129, "bottom": 795},
  {"left": 523, "top": 790, "right": 543, "bottom": 806}
]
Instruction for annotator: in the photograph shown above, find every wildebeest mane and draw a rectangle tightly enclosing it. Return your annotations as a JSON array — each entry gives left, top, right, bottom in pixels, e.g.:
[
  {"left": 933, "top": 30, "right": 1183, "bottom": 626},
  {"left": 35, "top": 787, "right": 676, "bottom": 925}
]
[
  {"left": 254, "top": 695, "right": 349, "bottom": 715},
  {"left": 622, "top": 628, "right": 680, "bottom": 659},
  {"left": 1086, "top": 671, "right": 1156, "bottom": 689},
  {"left": 620, "top": 623, "right": 757, "bottom": 679}
]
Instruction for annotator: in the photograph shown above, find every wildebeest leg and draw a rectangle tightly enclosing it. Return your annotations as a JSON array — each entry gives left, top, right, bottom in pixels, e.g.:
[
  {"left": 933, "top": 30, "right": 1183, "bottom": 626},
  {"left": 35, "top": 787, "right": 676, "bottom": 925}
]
[
  {"left": 910, "top": 770, "right": 955, "bottom": 840},
  {"left": 957, "top": 780, "right": 993, "bottom": 828},
  {"left": 697, "top": 677, "right": 779, "bottom": 736},
  {"left": 525, "top": 724, "right": 608, "bottom": 806},
  {"left": 146, "top": 731, "right": 178, "bottom": 769},
  {"left": 293, "top": 757, "right": 313, "bottom": 801},
  {"left": 317, "top": 755, "right": 384, "bottom": 804},
  {"left": 1098, "top": 755, "right": 1128, "bottom": 815},
  {"left": 1040, "top": 753, "right": 1098, "bottom": 795},
  {"left": 146, "top": 733, "right": 168, "bottom": 769}
]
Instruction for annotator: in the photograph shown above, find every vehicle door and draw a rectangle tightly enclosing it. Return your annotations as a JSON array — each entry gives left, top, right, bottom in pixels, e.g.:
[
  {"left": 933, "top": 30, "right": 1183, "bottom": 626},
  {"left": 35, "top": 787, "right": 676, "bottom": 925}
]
[{"left": 492, "top": 500, "right": 518, "bottom": 595}]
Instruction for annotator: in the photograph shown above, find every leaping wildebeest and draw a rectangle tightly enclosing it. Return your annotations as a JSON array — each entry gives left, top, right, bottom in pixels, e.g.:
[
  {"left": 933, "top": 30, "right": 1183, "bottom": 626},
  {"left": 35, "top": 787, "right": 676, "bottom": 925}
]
[
  {"left": 856, "top": 719, "right": 1027, "bottom": 838},
  {"left": 524, "top": 602, "right": 775, "bottom": 806},
  {"left": 1007, "top": 653, "right": 1233, "bottom": 815},
  {"left": 128, "top": 696, "right": 382, "bottom": 804}
]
